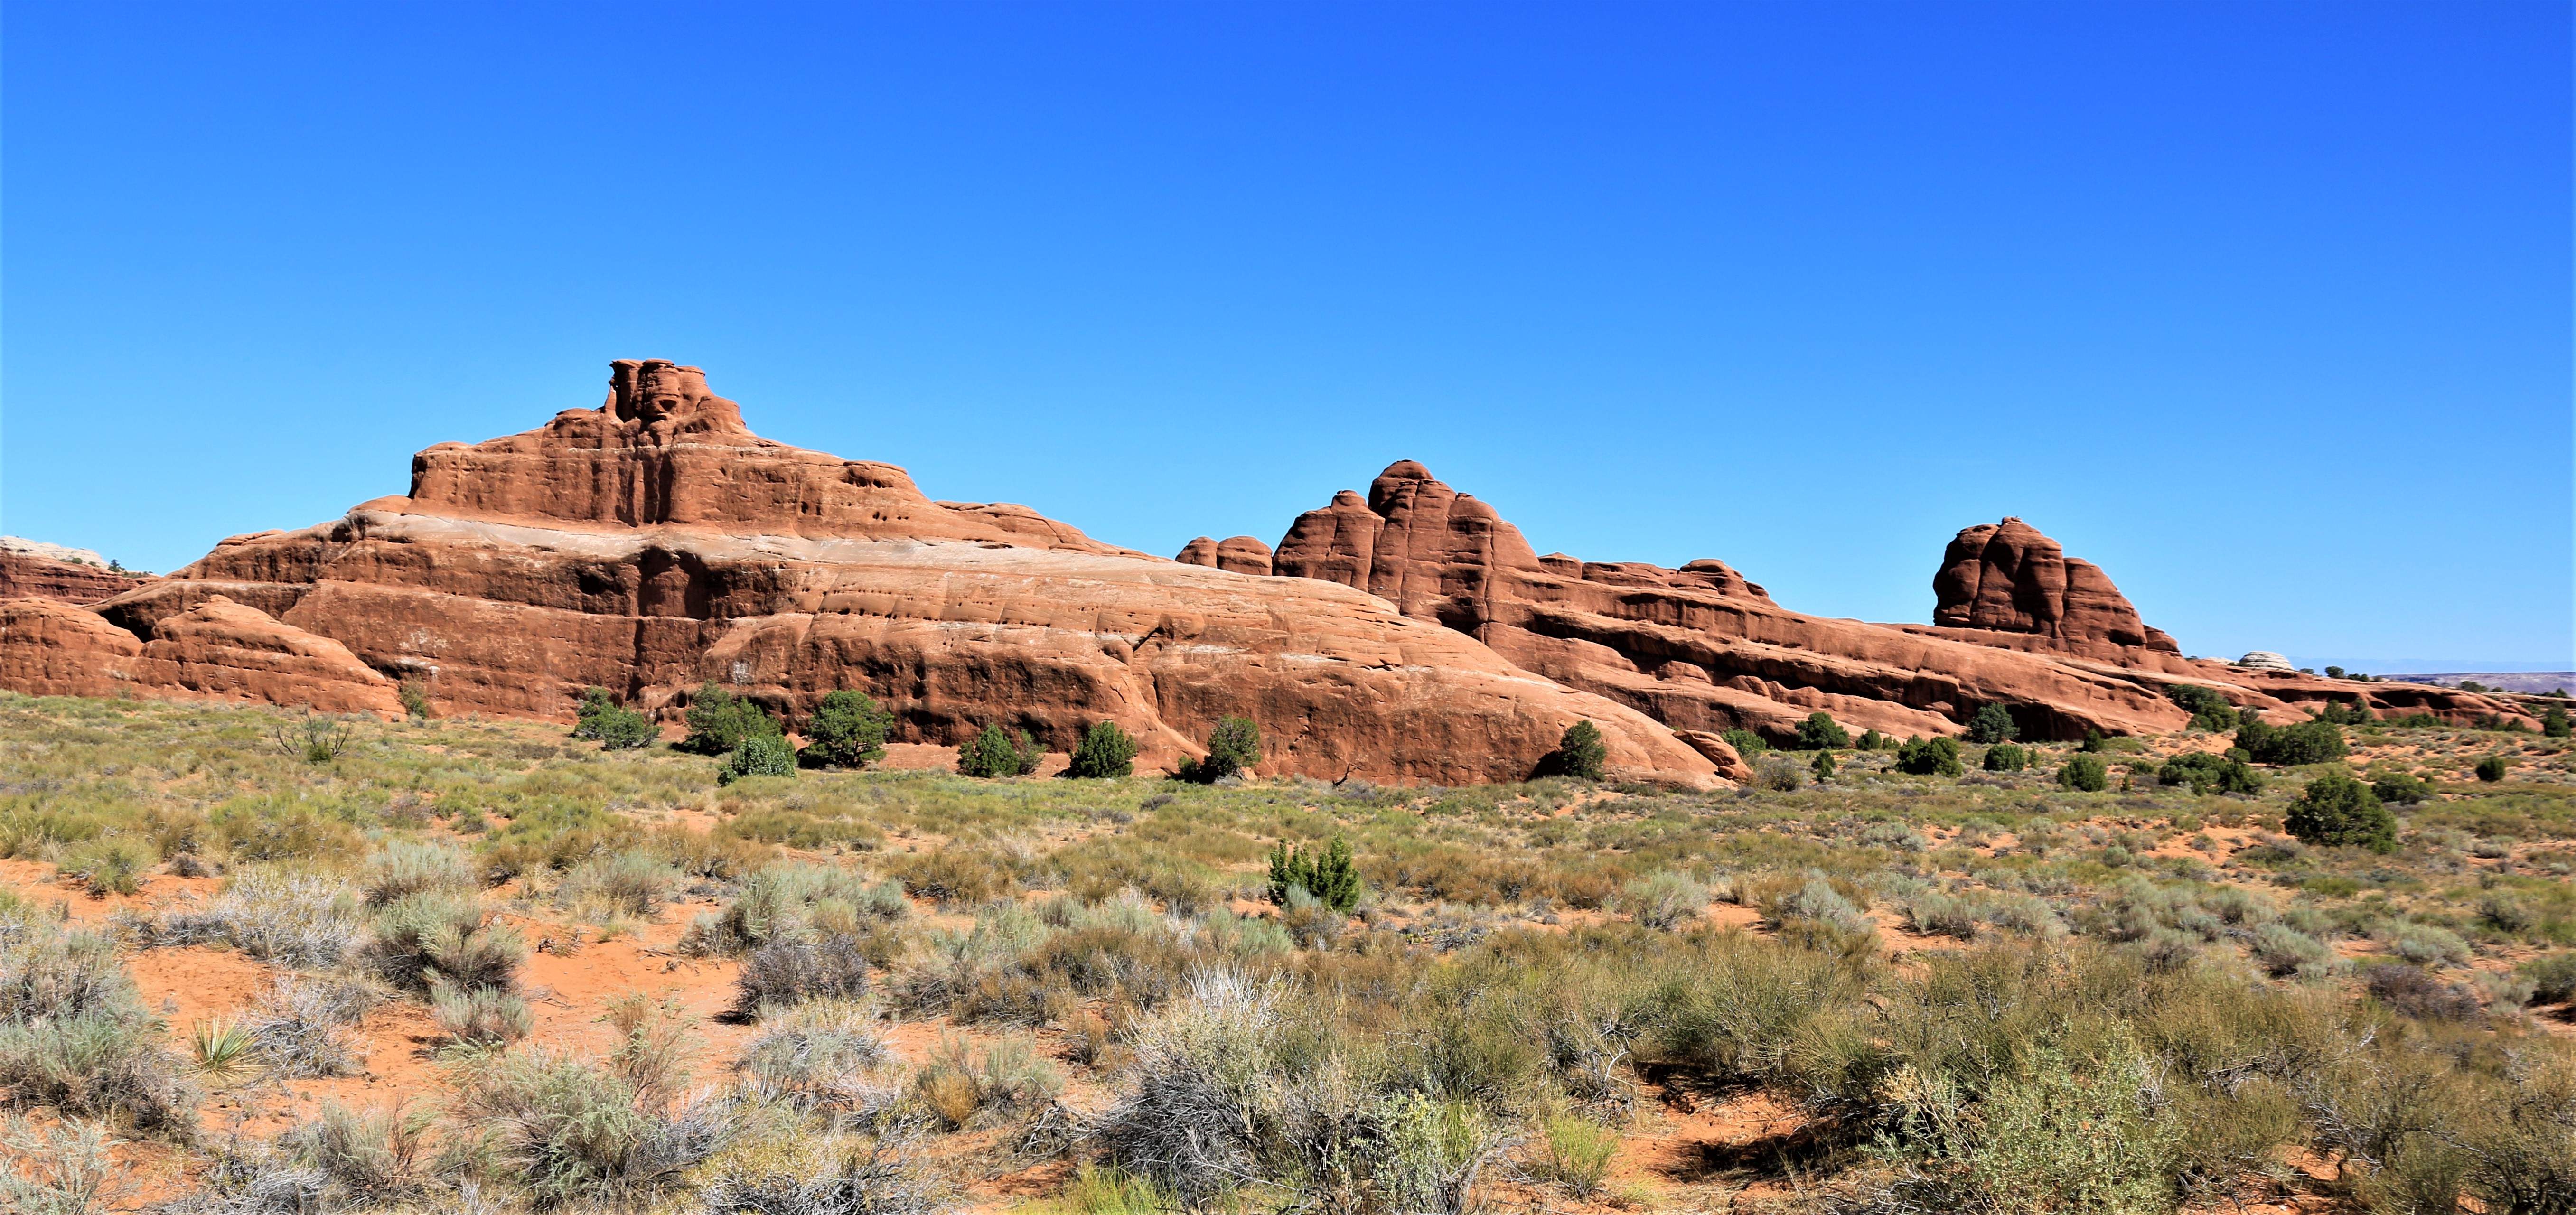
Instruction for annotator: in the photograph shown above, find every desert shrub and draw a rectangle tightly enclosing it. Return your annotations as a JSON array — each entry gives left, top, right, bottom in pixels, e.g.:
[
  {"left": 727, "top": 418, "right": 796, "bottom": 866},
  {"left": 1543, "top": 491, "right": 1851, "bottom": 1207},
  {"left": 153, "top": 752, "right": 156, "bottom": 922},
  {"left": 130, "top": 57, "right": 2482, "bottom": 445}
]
[
  {"left": 1543, "top": 720, "right": 1608, "bottom": 779},
  {"left": 2235, "top": 717, "right": 2346, "bottom": 766},
  {"left": 1932, "top": 1040, "right": 2179, "bottom": 1214},
  {"left": 2157, "top": 751, "right": 2262, "bottom": 795},
  {"left": 2371, "top": 771, "right": 2435, "bottom": 804},
  {"left": 800, "top": 690, "right": 894, "bottom": 770},
  {"left": 267, "top": 711, "right": 355, "bottom": 764},
  {"left": 0, "top": 909, "right": 197, "bottom": 1135},
  {"left": 1895, "top": 736, "right": 1963, "bottom": 777},
  {"left": 2248, "top": 923, "right": 2341, "bottom": 981},
  {"left": 240, "top": 975, "right": 376, "bottom": 1078},
  {"left": 1812, "top": 750, "right": 1837, "bottom": 781},
  {"left": 1621, "top": 871, "right": 1711, "bottom": 930},
  {"left": 1752, "top": 753, "right": 1807, "bottom": 792},
  {"left": 2167, "top": 683, "right": 2239, "bottom": 731},
  {"left": 733, "top": 935, "right": 873, "bottom": 1018},
  {"left": 1857, "top": 729, "right": 1893, "bottom": 751},
  {"left": 1179, "top": 717, "right": 1262, "bottom": 783},
  {"left": 957, "top": 723, "right": 1043, "bottom": 779},
  {"left": 1634, "top": 930, "right": 1865, "bottom": 1084},
  {"left": 2545, "top": 705, "right": 2571, "bottom": 738},
  {"left": 159, "top": 869, "right": 363, "bottom": 968},
  {"left": 2475, "top": 754, "right": 2510, "bottom": 783},
  {"left": 395, "top": 678, "right": 433, "bottom": 721},
  {"left": 1067, "top": 720, "right": 1140, "bottom": 779},
  {"left": 692, "top": 1128, "right": 941, "bottom": 1215},
  {"left": 449, "top": 1038, "right": 734, "bottom": 1208},
  {"left": 362, "top": 839, "right": 477, "bottom": 907},
  {"left": 2057, "top": 754, "right": 2109, "bottom": 793},
  {"left": 60, "top": 837, "right": 152, "bottom": 896},
  {"left": 912, "top": 1034, "right": 1062, "bottom": 1130},
  {"left": 359, "top": 892, "right": 523, "bottom": 993},
  {"left": 1530, "top": 1111, "right": 1620, "bottom": 1197},
  {"left": 2522, "top": 952, "right": 2576, "bottom": 1004},
  {"left": 2284, "top": 773, "right": 2396, "bottom": 852},
  {"left": 1098, "top": 970, "right": 1502, "bottom": 1213},
  {"left": 2382, "top": 922, "right": 2470, "bottom": 967},
  {"left": 556, "top": 849, "right": 678, "bottom": 917},
  {"left": 1966, "top": 704, "right": 2018, "bottom": 744},
  {"left": 685, "top": 862, "right": 899, "bottom": 957},
  {"left": 735, "top": 999, "right": 893, "bottom": 1113},
  {"left": 431, "top": 978, "right": 532, "bottom": 1048},
  {"left": 680, "top": 683, "right": 781, "bottom": 755},
  {"left": 1982, "top": 743, "right": 2030, "bottom": 773},
  {"left": 1266, "top": 837, "right": 1360, "bottom": 912},
  {"left": 720, "top": 734, "right": 798, "bottom": 785},
  {"left": 208, "top": 798, "right": 363, "bottom": 864},
  {"left": 2363, "top": 964, "right": 2480, "bottom": 1021},
  {"left": 0, "top": 1112, "right": 119, "bottom": 1214},
  {"left": 571, "top": 688, "right": 656, "bottom": 751},
  {"left": 1796, "top": 712, "right": 1851, "bottom": 751},
  {"left": 1720, "top": 728, "right": 1768, "bottom": 757}
]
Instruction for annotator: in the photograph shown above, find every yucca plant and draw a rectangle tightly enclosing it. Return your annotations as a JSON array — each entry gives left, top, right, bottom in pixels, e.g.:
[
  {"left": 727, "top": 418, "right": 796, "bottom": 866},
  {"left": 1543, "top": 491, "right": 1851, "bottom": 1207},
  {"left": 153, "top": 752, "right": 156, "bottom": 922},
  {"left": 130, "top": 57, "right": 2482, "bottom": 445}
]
[{"left": 191, "top": 1016, "right": 255, "bottom": 1082}]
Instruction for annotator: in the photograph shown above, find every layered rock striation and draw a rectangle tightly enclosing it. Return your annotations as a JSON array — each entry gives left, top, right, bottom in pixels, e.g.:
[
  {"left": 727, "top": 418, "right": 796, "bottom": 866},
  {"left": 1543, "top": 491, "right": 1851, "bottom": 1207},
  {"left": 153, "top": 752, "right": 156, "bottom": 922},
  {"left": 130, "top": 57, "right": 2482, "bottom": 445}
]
[
  {"left": 0, "top": 542, "right": 154, "bottom": 605},
  {"left": 3, "top": 362, "right": 1717, "bottom": 786},
  {"left": 1930, "top": 518, "right": 2176, "bottom": 658}
]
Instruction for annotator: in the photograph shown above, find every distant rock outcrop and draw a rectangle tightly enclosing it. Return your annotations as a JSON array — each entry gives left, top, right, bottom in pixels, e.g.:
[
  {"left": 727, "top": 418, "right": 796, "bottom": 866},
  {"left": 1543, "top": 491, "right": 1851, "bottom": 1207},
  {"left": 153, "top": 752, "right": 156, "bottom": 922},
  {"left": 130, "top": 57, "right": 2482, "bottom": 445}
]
[
  {"left": 3, "top": 362, "right": 1718, "bottom": 787},
  {"left": 0, "top": 539, "right": 153, "bottom": 605},
  {"left": 1261, "top": 461, "right": 2535, "bottom": 739},
  {"left": 1931, "top": 518, "right": 2176, "bottom": 657},
  {"left": 1174, "top": 536, "right": 1275, "bottom": 576},
  {"left": 2237, "top": 652, "right": 2296, "bottom": 672}
]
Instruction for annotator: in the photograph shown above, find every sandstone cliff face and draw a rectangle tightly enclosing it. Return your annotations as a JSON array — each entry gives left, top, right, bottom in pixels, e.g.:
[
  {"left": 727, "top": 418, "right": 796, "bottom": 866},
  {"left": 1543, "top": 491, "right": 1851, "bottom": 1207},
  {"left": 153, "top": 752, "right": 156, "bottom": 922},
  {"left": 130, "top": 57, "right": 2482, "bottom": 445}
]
[
  {"left": 1266, "top": 463, "right": 2533, "bottom": 739},
  {"left": 7, "top": 362, "right": 1717, "bottom": 787},
  {"left": 1932, "top": 518, "right": 2177, "bottom": 657},
  {"left": 0, "top": 546, "right": 154, "bottom": 605}
]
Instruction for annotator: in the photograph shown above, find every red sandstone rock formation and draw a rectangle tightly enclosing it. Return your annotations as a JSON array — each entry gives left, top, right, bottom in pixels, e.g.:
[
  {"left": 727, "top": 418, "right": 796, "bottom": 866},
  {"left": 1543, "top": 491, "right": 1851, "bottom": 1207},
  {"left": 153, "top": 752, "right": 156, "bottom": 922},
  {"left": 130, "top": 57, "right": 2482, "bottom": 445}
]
[
  {"left": 1931, "top": 519, "right": 2177, "bottom": 658},
  {"left": 3, "top": 362, "right": 1717, "bottom": 787},
  {"left": 0, "top": 547, "right": 153, "bottom": 605},
  {"left": 1268, "top": 462, "right": 2534, "bottom": 738},
  {"left": 1175, "top": 536, "right": 1275, "bottom": 576}
]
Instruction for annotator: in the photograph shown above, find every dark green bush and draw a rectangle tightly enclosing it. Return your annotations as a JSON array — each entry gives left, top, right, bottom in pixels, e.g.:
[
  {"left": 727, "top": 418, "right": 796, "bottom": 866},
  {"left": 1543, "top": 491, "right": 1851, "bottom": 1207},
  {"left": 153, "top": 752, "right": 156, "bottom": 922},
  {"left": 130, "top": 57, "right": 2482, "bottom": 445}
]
[
  {"left": 720, "top": 735, "right": 798, "bottom": 785},
  {"left": 2158, "top": 751, "right": 2263, "bottom": 795},
  {"left": 1895, "top": 736, "right": 1962, "bottom": 777},
  {"left": 2235, "top": 717, "right": 2346, "bottom": 766},
  {"left": 1719, "top": 728, "right": 1767, "bottom": 757},
  {"left": 572, "top": 688, "right": 656, "bottom": 751},
  {"left": 2166, "top": 683, "right": 2239, "bottom": 732},
  {"left": 1543, "top": 720, "right": 1608, "bottom": 779},
  {"left": 2545, "top": 706, "right": 2571, "bottom": 738},
  {"left": 1811, "top": 750, "right": 1836, "bottom": 780},
  {"left": 957, "top": 724, "right": 1042, "bottom": 779},
  {"left": 680, "top": 683, "right": 781, "bottom": 755},
  {"left": 1267, "top": 838, "right": 1361, "bottom": 912},
  {"left": 1066, "top": 720, "right": 1140, "bottom": 779},
  {"left": 2474, "top": 755, "right": 2510, "bottom": 783},
  {"left": 2057, "top": 753, "right": 2108, "bottom": 792},
  {"left": 2314, "top": 700, "right": 2375, "bottom": 726},
  {"left": 1966, "top": 704, "right": 2017, "bottom": 744},
  {"left": 798, "top": 690, "right": 892, "bottom": 770},
  {"left": 2284, "top": 772, "right": 2395, "bottom": 852},
  {"left": 1856, "top": 729, "right": 1893, "bottom": 751},
  {"left": 1795, "top": 712, "right": 1850, "bottom": 751},
  {"left": 1981, "top": 743, "right": 2029, "bottom": 773},
  {"left": 2370, "top": 772, "right": 2435, "bottom": 804},
  {"left": 1178, "top": 717, "right": 1261, "bottom": 783}
]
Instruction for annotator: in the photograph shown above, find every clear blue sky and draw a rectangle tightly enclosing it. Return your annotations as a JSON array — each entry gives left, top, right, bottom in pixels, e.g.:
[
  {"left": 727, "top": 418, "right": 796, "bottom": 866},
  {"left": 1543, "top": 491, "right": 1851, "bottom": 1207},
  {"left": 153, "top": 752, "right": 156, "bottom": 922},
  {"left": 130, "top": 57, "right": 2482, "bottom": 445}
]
[{"left": 4, "top": 2, "right": 2568, "bottom": 671}]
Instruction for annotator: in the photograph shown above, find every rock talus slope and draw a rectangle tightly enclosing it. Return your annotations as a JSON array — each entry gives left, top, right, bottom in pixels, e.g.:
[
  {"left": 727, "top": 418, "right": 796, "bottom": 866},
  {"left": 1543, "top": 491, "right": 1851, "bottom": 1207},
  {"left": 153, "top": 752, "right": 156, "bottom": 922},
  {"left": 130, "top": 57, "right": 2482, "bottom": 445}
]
[{"left": 1, "top": 362, "right": 1715, "bottom": 786}]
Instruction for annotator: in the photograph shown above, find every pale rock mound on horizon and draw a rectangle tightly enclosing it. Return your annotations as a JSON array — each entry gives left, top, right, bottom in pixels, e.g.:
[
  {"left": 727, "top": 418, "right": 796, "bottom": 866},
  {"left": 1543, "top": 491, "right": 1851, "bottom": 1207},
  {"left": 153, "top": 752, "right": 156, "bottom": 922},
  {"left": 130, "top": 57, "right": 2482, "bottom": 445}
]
[
  {"left": 0, "top": 361, "right": 1718, "bottom": 787},
  {"left": 0, "top": 538, "right": 156, "bottom": 606}
]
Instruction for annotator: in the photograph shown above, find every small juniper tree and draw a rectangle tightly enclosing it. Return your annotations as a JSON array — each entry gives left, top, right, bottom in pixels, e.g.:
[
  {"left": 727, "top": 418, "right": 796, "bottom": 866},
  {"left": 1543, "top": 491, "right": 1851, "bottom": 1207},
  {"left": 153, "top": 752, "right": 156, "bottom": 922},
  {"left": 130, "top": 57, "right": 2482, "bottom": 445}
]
[
  {"left": 1856, "top": 729, "right": 1893, "bottom": 752},
  {"left": 681, "top": 683, "right": 781, "bottom": 755},
  {"left": 1267, "top": 838, "right": 1361, "bottom": 912},
  {"left": 2166, "top": 683, "right": 2239, "bottom": 732},
  {"left": 2475, "top": 754, "right": 2510, "bottom": 783},
  {"left": 1066, "top": 720, "right": 1139, "bottom": 779},
  {"left": 957, "top": 723, "right": 1042, "bottom": 778},
  {"left": 1895, "top": 736, "right": 1963, "bottom": 777},
  {"left": 2545, "top": 706, "right": 2571, "bottom": 739},
  {"left": 2057, "top": 753, "right": 2109, "bottom": 792},
  {"left": 1795, "top": 712, "right": 1851, "bottom": 751},
  {"left": 1180, "top": 717, "right": 1262, "bottom": 783},
  {"left": 1966, "top": 704, "right": 2018, "bottom": 744},
  {"left": 1982, "top": 742, "right": 2030, "bottom": 773},
  {"left": 1810, "top": 750, "right": 1836, "bottom": 781},
  {"left": 1546, "top": 720, "right": 1609, "bottom": 779},
  {"left": 2285, "top": 771, "right": 2396, "bottom": 851},
  {"left": 798, "top": 690, "right": 894, "bottom": 770},
  {"left": 1719, "top": 728, "right": 1768, "bottom": 757}
]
